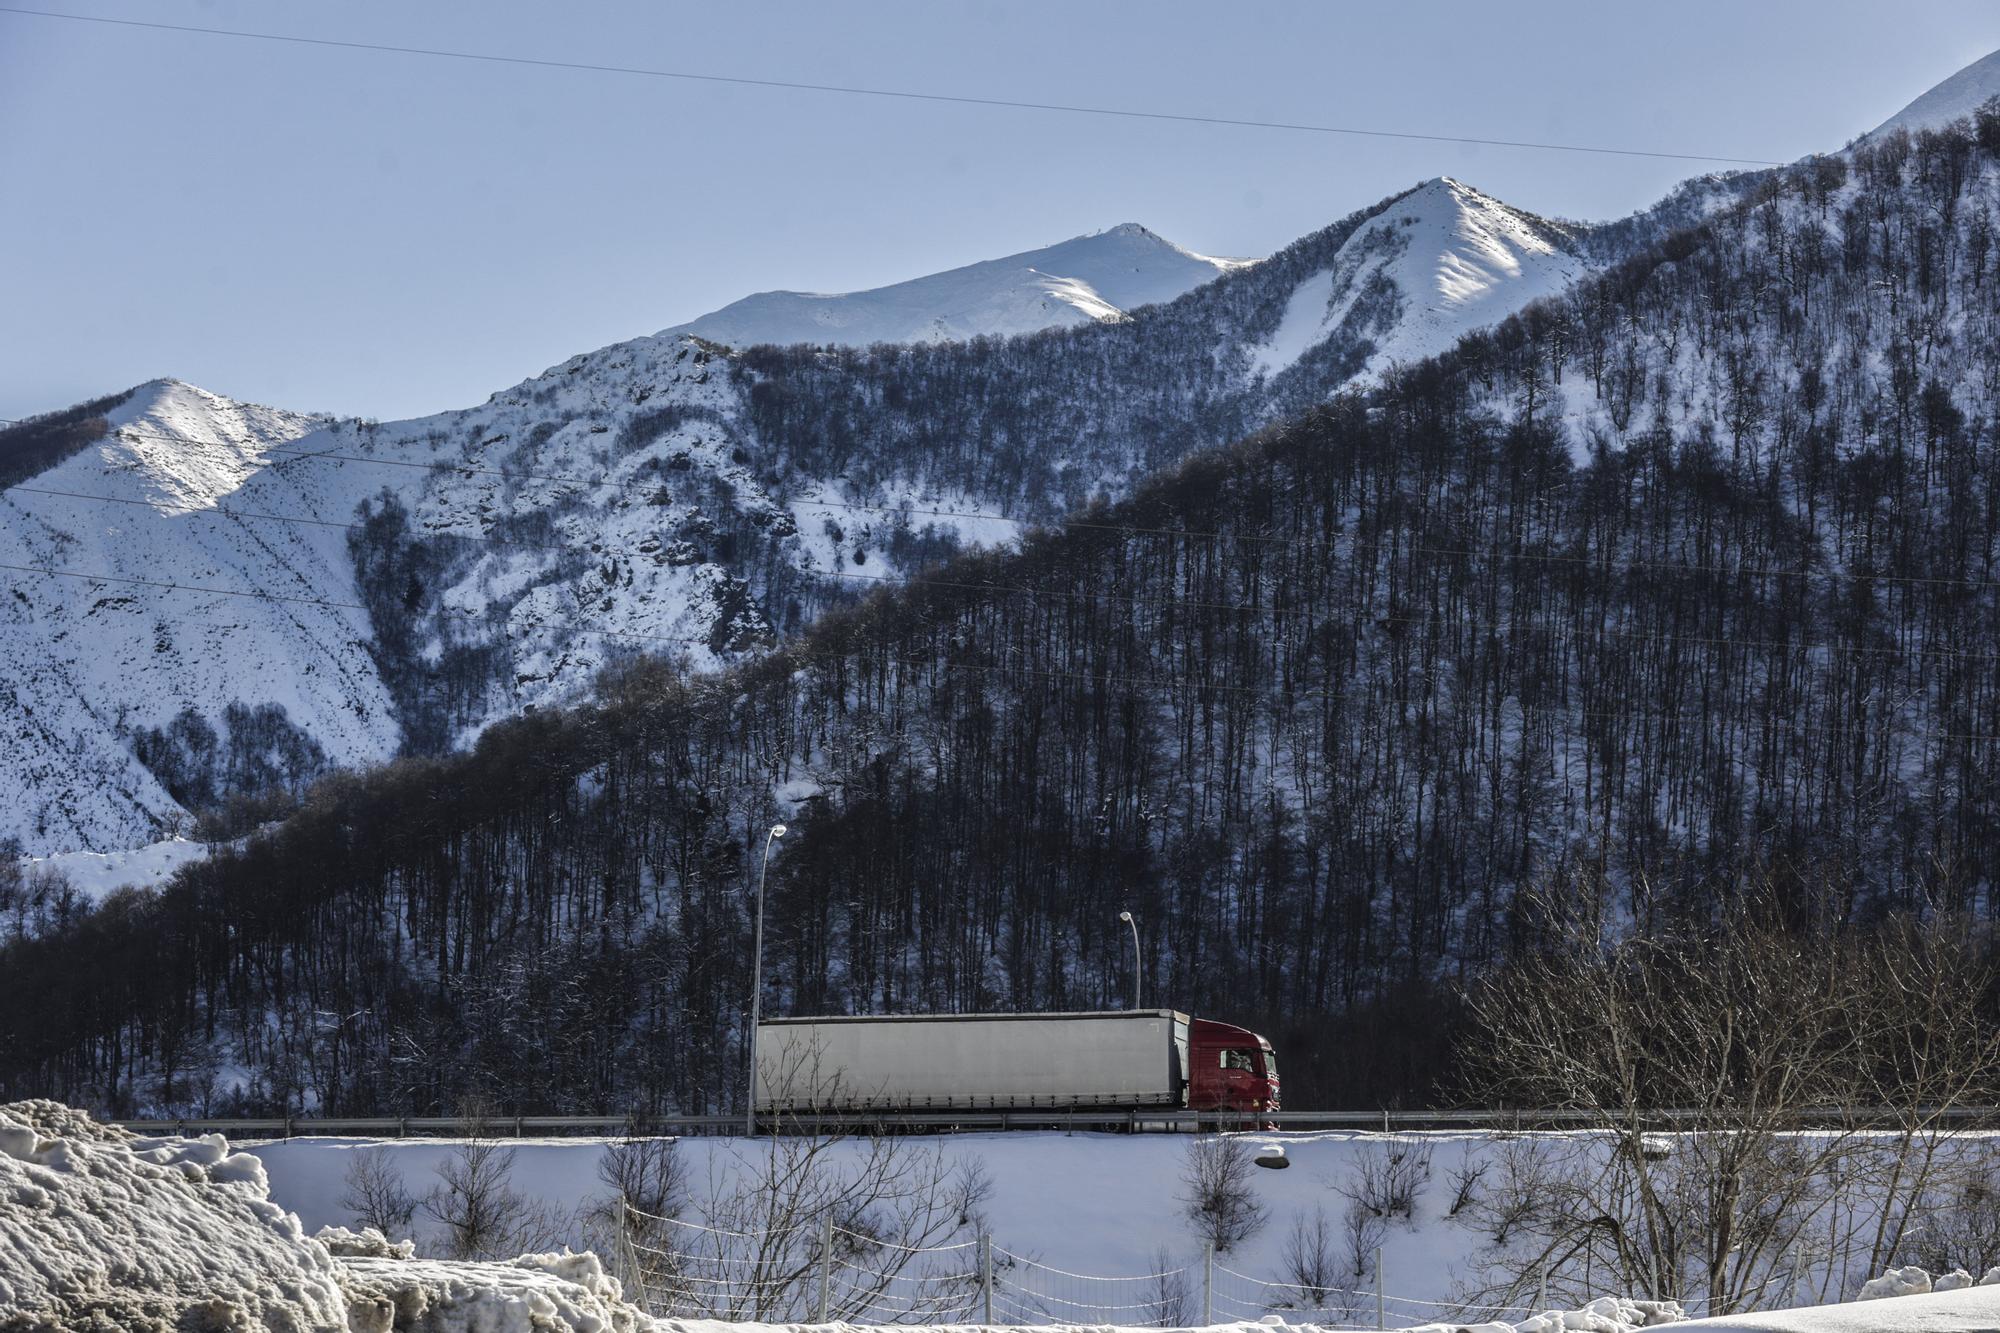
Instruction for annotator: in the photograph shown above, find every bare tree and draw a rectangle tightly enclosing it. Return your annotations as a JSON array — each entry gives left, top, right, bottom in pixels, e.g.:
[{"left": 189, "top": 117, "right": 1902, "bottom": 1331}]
[
  {"left": 340, "top": 1146, "right": 416, "bottom": 1239},
  {"left": 422, "top": 1102, "right": 575, "bottom": 1260},
  {"left": 1179, "top": 1134, "right": 1270, "bottom": 1253},
  {"left": 639, "top": 1041, "right": 990, "bottom": 1321},
  {"left": 1461, "top": 885, "right": 2000, "bottom": 1315}
]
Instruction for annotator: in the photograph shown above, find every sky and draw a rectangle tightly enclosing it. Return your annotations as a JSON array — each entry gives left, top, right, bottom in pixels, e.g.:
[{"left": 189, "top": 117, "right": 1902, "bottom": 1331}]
[{"left": 3, "top": 0, "right": 1997, "bottom": 424}]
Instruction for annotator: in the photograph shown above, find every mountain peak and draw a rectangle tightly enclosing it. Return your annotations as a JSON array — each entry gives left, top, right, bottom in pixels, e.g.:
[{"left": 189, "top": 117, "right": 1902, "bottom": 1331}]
[
  {"left": 659, "top": 223, "right": 1251, "bottom": 349},
  {"left": 1869, "top": 47, "right": 2000, "bottom": 139}
]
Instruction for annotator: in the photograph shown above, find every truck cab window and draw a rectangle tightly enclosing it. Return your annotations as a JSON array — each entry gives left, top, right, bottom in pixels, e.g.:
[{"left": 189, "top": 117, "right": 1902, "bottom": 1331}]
[{"left": 1223, "top": 1049, "right": 1254, "bottom": 1073}]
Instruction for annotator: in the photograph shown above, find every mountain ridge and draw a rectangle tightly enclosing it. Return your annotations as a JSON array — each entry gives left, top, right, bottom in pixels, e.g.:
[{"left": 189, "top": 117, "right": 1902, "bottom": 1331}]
[{"left": 657, "top": 221, "right": 1251, "bottom": 348}]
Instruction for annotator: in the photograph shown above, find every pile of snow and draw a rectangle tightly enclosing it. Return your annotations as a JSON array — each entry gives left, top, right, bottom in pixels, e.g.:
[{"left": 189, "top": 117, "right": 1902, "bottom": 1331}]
[
  {"left": 1676, "top": 1284, "right": 2000, "bottom": 1331},
  {"left": 662, "top": 223, "right": 1250, "bottom": 348},
  {"left": 0, "top": 1098, "right": 351, "bottom": 1330},
  {"left": 0, "top": 1100, "right": 652, "bottom": 1332},
  {"left": 1858, "top": 1263, "right": 2000, "bottom": 1300},
  {"left": 338, "top": 1244, "right": 647, "bottom": 1333}
]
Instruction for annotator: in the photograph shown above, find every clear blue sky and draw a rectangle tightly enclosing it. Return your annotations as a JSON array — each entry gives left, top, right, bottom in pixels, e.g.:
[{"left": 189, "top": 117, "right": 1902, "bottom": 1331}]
[{"left": 4, "top": 0, "right": 1996, "bottom": 423}]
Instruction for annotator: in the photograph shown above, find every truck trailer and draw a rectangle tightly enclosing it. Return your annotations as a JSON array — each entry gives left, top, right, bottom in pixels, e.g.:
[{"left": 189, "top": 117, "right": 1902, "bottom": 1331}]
[{"left": 753, "top": 1009, "right": 1279, "bottom": 1115}]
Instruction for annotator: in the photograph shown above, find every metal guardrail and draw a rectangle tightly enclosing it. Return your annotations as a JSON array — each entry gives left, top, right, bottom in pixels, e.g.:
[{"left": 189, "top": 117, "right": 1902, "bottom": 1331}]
[{"left": 112, "top": 1106, "right": 2000, "bottom": 1139}]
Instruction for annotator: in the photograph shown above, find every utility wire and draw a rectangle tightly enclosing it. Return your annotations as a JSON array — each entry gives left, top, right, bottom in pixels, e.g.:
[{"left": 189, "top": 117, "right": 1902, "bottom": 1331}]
[{"left": 0, "top": 6, "right": 1783, "bottom": 167}]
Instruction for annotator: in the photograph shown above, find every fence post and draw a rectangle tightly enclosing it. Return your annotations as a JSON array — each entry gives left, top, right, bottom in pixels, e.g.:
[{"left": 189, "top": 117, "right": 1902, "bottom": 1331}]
[
  {"left": 1203, "top": 1241, "right": 1213, "bottom": 1326},
  {"left": 618, "top": 1205, "right": 648, "bottom": 1314},
  {"left": 818, "top": 1215, "right": 832, "bottom": 1323},
  {"left": 982, "top": 1233, "right": 994, "bottom": 1324},
  {"left": 1375, "top": 1245, "right": 1385, "bottom": 1330}
]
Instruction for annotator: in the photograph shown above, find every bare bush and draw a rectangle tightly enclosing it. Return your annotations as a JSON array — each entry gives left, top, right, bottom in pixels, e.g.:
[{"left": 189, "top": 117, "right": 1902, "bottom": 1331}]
[
  {"left": 644, "top": 1041, "right": 989, "bottom": 1320},
  {"left": 1904, "top": 1150, "right": 2000, "bottom": 1276},
  {"left": 1446, "top": 1160, "right": 1488, "bottom": 1217},
  {"left": 1147, "top": 1245, "right": 1191, "bottom": 1327},
  {"left": 339, "top": 1146, "right": 415, "bottom": 1239},
  {"left": 1179, "top": 1134, "right": 1270, "bottom": 1253},
  {"left": 1282, "top": 1204, "right": 1341, "bottom": 1308},
  {"left": 1342, "top": 1199, "right": 1386, "bottom": 1289},
  {"left": 1339, "top": 1141, "right": 1433, "bottom": 1222}
]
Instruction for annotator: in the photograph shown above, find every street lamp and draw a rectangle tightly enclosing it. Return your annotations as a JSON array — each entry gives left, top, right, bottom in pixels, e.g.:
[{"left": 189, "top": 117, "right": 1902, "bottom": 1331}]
[
  {"left": 1118, "top": 910, "right": 1141, "bottom": 1010},
  {"left": 747, "top": 823, "right": 786, "bottom": 1137}
]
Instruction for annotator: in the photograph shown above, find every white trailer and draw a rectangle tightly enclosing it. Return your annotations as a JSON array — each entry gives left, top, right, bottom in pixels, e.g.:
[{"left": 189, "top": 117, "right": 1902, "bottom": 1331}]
[{"left": 754, "top": 1010, "right": 1193, "bottom": 1112}]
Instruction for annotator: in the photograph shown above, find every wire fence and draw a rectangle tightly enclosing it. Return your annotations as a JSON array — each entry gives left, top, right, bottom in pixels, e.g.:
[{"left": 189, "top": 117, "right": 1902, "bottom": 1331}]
[{"left": 614, "top": 1206, "right": 1574, "bottom": 1328}]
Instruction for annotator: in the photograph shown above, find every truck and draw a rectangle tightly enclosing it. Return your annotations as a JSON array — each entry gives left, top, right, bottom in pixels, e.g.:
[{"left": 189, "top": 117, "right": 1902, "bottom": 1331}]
[{"left": 753, "top": 1009, "right": 1279, "bottom": 1116}]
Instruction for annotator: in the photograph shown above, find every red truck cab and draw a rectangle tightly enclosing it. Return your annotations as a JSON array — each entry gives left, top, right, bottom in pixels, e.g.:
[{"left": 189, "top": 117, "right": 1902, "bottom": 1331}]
[{"left": 1187, "top": 1017, "right": 1280, "bottom": 1113}]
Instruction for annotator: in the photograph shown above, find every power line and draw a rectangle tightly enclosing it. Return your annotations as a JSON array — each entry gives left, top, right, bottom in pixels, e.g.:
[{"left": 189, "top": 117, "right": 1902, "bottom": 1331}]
[{"left": 0, "top": 6, "right": 1783, "bottom": 167}]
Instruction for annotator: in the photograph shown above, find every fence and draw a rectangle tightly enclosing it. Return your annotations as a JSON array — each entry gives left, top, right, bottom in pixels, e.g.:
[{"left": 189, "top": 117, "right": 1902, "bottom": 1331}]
[
  {"left": 615, "top": 1207, "right": 1558, "bottom": 1329},
  {"left": 112, "top": 1105, "right": 2000, "bottom": 1140}
]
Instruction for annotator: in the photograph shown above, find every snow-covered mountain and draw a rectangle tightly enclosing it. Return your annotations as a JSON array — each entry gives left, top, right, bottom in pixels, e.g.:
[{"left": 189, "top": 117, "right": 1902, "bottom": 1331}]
[
  {"left": 1249, "top": 177, "right": 1588, "bottom": 383},
  {"left": 659, "top": 222, "right": 1250, "bottom": 347},
  {"left": 1867, "top": 46, "right": 2000, "bottom": 138},
  {"left": 2, "top": 177, "right": 1592, "bottom": 856}
]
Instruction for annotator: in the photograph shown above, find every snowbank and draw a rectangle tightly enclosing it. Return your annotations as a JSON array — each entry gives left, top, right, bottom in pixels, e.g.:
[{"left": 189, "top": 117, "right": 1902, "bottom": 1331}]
[
  {"left": 0, "top": 1100, "right": 653, "bottom": 1332},
  {"left": 0, "top": 1098, "right": 350, "bottom": 1330},
  {"left": 1676, "top": 1282, "right": 2000, "bottom": 1331}
]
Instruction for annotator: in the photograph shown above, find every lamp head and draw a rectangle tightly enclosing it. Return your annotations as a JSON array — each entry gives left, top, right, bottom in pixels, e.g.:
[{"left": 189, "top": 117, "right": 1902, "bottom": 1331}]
[
  {"left": 1118, "top": 910, "right": 1133, "bottom": 923},
  {"left": 770, "top": 824, "right": 787, "bottom": 838}
]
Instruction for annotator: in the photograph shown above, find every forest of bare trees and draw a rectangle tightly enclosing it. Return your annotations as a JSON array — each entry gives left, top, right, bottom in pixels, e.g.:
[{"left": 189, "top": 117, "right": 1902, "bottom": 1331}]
[{"left": 4, "top": 113, "right": 2000, "bottom": 1121}]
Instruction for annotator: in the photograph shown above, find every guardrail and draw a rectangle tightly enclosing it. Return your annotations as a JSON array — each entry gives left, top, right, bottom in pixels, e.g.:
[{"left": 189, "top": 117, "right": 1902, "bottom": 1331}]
[{"left": 111, "top": 1106, "right": 2000, "bottom": 1139}]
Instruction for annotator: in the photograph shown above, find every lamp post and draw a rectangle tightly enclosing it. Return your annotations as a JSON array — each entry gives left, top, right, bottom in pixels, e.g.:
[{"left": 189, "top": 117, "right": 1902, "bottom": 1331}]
[
  {"left": 747, "top": 823, "right": 786, "bottom": 1137},
  {"left": 1118, "top": 910, "right": 1141, "bottom": 1009}
]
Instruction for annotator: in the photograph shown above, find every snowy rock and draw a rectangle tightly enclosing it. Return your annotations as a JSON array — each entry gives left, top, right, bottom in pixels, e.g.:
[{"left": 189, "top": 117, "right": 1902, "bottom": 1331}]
[{"left": 1935, "top": 1268, "right": 1977, "bottom": 1293}]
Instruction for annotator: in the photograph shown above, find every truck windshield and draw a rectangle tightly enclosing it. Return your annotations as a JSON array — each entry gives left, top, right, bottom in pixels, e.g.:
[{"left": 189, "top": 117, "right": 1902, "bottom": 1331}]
[{"left": 1260, "top": 1050, "right": 1278, "bottom": 1081}]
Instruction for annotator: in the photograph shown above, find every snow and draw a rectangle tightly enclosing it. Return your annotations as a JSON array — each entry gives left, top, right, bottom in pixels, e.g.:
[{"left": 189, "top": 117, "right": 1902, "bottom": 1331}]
[
  {"left": 662, "top": 224, "right": 1251, "bottom": 349},
  {"left": 0, "top": 1099, "right": 654, "bottom": 1332},
  {"left": 50, "top": 1099, "right": 2000, "bottom": 1333},
  {"left": 1249, "top": 178, "right": 1590, "bottom": 382},
  {"left": 1866, "top": 48, "right": 2000, "bottom": 140},
  {"left": 246, "top": 1129, "right": 1689, "bottom": 1329},
  {"left": 1677, "top": 1283, "right": 2000, "bottom": 1331},
  {"left": 0, "top": 1098, "right": 351, "bottom": 1330},
  {"left": 16, "top": 834, "right": 209, "bottom": 901}
]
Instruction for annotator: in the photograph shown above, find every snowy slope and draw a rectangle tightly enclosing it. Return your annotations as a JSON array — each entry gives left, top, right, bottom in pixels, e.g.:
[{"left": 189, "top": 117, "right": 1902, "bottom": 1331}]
[
  {"left": 1867, "top": 48, "right": 2000, "bottom": 139},
  {"left": 662, "top": 223, "right": 1250, "bottom": 348},
  {"left": 0, "top": 380, "right": 376, "bottom": 855},
  {"left": 1248, "top": 177, "right": 1591, "bottom": 382},
  {"left": 2, "top": 182, "right": 1591, "bottom": 857}
]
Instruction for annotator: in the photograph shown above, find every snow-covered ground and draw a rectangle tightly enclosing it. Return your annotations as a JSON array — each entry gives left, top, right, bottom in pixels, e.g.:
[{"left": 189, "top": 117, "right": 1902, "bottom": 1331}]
[
  {"left": 662, "top": 224, "right": 1251, "bottom": 349},
  {"left": 15, "top": 834, "right": 209, "bottom": 902},
  {"left": 21, "top": 1099, "right": 2000, "bottom": 1333}
]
